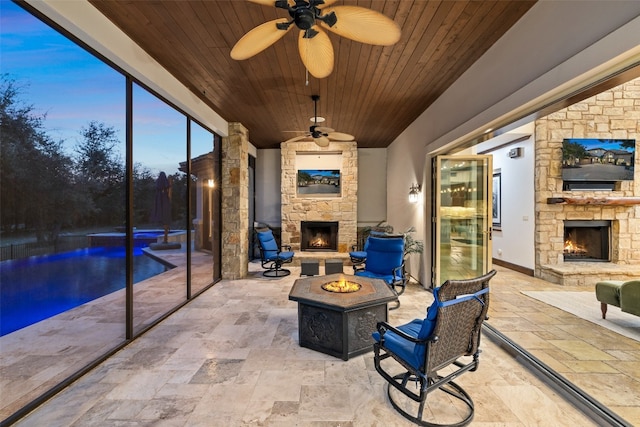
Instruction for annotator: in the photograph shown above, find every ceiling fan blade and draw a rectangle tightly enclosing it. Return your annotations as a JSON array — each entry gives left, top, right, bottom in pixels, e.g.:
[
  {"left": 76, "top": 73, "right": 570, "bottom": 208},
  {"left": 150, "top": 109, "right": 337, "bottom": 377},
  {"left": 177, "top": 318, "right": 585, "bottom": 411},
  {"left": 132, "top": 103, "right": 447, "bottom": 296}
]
[
  {"left": 284, "top": 135, "right": 310, "bottom": 143},
  {"left": 315, "top": 126, "right": 334, "bottom": 133},
  {"left": 317, "top": 0, "right": 339, "bottom": 8},
  {"left": 320, "top": 6, "right": 401, "bottom": 46},
  {"left": 328, "top": 132, "right": 354, "bottom": 141},
  {"left": 298, "top": 26, "right": 334, "bottom": 78},
  {"left": 246, "top": 0, "right": 276, "bottom": 5},
  {"left": 314, "top": 136, "right": 331, "bottom": 147},
  {"left": 247, "top": 0, "right": 296, "bottom": 6},
  {"left": 230, "top": 19, "right": 292, "bottom": 60}
]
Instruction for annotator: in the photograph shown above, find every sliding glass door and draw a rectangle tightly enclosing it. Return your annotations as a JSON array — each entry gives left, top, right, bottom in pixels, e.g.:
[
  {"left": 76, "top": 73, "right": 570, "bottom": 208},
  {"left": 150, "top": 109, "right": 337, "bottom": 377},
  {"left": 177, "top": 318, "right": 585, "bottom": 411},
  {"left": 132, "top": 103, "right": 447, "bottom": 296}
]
[{"left": 433, "top": 155, "right": 493, "bottom": 285}]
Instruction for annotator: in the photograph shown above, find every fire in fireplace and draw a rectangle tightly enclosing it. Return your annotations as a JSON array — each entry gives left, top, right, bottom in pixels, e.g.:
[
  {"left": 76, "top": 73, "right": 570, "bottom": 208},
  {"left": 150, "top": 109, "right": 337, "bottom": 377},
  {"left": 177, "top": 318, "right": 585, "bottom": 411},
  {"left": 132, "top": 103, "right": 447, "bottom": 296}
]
[
  {"left": 301, "top": 221, "right": 338, "bottom": 251},
  {"left": 563, "top": 220, "right": 610, "bottom": 262}
]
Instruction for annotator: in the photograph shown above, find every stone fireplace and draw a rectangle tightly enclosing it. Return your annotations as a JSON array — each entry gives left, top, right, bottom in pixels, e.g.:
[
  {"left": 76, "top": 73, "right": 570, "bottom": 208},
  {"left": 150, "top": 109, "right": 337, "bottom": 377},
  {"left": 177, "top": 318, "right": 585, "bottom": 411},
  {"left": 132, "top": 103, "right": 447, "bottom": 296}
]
[
  {"left": 280, "top": 140, "right": 357, "bottom": 263},
  {"left": 534, "top": 78, "right": 640, "bottom": 286}
]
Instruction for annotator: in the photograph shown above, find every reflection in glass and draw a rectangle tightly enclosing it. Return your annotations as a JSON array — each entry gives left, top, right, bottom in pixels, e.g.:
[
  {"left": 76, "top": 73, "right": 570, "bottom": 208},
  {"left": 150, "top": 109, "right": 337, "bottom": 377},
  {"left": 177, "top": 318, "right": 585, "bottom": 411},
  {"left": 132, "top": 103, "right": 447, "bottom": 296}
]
[
  {"left": 0, "top": 1, "right": 126, "bottom": 418},
  {"left": 132, "top": 83, "right": 187, "bottom": 334},
  {"left": 189, "top": 121, "right": 216, "bottom": 294},
  {"left": 436, "top": 157, "right": 491, "bottom": 284}
]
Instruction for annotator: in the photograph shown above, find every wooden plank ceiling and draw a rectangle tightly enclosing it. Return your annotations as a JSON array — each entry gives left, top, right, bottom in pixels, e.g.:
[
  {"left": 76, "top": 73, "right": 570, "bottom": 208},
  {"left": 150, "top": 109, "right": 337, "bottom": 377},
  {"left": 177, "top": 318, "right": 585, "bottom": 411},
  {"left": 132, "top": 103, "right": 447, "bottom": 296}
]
[{"left": 89, "top": 0, "right": 536, "bottom": 149}]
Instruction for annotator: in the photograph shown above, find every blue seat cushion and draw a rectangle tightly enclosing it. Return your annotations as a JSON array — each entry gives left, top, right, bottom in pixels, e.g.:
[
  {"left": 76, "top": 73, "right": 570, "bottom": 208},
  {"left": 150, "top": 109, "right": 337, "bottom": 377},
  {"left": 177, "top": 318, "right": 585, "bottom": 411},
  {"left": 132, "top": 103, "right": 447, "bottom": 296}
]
[
  {"left": 355, "top": 270, "right": 403, "bottom": 286},
  {"left": 273, "top": 251, "right": 294, "bottom": 262},
  {"left": 372, "top": 288, "right": 440, "bottom": 370},
  {"left": 362, "top": 237, "right": 404, "bottom": 277},
  {"left": 257, "top": 230, "right": 289, "bottom": 261}
]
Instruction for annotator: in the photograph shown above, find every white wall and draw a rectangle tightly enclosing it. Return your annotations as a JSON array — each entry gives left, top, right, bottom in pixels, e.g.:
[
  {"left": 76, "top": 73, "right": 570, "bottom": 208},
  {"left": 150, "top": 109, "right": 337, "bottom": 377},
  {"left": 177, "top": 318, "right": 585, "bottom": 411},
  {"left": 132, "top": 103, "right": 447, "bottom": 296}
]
[
  {"left": 255, "top": 149, "right": 282, "bottom": 226},
  {"left": 387, "top": 2, "right": 640, "bottom": 286},
  {"left": 466, "top": 124, "right": 536, "bottom": 270},
  {"left": 357, "top": 149, "right": 387, "bottom": 226},
  {"left": 254, "top": 148, "right": 388, "bottom": 227}
]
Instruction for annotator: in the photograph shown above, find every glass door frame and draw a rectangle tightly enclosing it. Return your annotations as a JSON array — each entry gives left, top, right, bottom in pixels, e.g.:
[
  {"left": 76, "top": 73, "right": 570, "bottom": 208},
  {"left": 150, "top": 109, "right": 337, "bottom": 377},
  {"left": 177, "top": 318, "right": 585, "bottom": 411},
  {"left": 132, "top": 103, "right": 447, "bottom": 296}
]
[{"left": 432, "top": 155, "right": 493, "bottom": 286}]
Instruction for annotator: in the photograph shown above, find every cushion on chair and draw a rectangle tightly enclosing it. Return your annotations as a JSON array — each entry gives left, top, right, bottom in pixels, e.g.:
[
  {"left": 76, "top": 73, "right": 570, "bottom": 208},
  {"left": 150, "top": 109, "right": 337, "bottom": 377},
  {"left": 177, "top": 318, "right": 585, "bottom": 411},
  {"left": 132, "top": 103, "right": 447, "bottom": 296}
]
[
  {"left": 372, "top": 319, "right": 425, "bottom": 370},
  {"left": 257, "top": 230, "right": 279, "bottom": 259},
  {"left": 354, "top": 270, "right": 403, "bottom": 286},
  {"left": 349, "top": 250, "right": 367, "bottom": 260},
  {"left": 372, "top": 288, "right": 439, "bottom": 370},
  {"left": 360, "top": 236, "right": 404, "bottom": 276}
]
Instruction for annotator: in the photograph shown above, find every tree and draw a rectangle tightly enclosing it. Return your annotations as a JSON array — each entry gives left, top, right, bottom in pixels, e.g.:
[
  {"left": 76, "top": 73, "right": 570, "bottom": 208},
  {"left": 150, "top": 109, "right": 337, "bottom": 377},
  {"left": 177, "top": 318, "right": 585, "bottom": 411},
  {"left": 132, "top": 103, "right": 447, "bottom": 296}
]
[
  {"left": 562, "top": 140, "right": 587, "bottom": 166},
  {"left": 73, "top": 121, "right": 125, "bottom": 226},
  {"left": 0, "top": 75, "right": 75, "bottom": 241}
]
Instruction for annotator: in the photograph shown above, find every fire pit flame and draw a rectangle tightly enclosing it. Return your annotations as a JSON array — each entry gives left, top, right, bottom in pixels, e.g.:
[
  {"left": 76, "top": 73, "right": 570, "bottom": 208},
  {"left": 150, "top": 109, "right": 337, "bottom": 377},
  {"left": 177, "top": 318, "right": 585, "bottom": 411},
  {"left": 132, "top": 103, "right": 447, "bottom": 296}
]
[{"left": 322, "top": 278, "right": 361, "bottom": 293}]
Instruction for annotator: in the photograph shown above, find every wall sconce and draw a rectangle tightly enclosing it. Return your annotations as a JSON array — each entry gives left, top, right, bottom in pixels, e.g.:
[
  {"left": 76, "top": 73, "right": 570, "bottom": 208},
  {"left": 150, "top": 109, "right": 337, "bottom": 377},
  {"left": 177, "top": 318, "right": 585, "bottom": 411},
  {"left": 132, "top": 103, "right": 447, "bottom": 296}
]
[
  {"left": 207, "top": 178, "right": 215, "bottom": 189},
  {"left": 408, "top": 183, "right": 422, "bottom": 203}
]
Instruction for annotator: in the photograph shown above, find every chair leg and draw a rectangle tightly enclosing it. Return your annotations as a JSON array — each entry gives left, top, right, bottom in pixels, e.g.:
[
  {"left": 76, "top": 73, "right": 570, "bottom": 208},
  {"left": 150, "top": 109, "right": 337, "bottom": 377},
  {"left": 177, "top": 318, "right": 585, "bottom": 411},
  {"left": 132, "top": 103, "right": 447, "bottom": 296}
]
[
  {"left": 386, "top": 377, "right": 475, "bottom": 427},
  {"left": 600, "top": 302, "right": 608, "bottom": 319},
  {"left": 262, "top": 261, "right": 291, "bottom": 277}
]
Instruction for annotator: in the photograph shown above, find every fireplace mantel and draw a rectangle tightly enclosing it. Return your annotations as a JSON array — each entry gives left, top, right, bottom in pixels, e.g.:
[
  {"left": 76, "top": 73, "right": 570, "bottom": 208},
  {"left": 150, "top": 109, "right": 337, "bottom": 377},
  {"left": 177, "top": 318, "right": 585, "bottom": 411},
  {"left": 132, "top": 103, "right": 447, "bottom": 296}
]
[{"left": 547, "top": 197, "right": 640, "bottom": 206}]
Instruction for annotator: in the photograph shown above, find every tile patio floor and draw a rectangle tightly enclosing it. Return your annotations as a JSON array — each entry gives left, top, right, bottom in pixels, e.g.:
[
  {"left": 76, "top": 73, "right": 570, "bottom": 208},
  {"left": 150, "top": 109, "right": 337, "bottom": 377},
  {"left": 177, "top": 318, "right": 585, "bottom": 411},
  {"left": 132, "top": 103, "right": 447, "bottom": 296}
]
[{"left": 9, "top": 263, "right": 640, "bottom": 426}]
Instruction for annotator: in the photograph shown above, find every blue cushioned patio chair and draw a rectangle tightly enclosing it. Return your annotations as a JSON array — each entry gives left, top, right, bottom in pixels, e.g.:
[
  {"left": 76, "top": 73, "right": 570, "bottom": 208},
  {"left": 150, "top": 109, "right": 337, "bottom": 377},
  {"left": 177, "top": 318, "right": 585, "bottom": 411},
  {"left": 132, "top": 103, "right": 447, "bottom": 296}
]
[
  {"left": 256, "top": 228, "right": 295, "bottom": 277},
  {"left": 354, "top": 235, "right": 407, "bottom": 308},
  {"left": 372, "top": 269, "right": 496, "bottom": 427},
  {"left": 349, "top": 230, "right": 387, "bottom": 271}
]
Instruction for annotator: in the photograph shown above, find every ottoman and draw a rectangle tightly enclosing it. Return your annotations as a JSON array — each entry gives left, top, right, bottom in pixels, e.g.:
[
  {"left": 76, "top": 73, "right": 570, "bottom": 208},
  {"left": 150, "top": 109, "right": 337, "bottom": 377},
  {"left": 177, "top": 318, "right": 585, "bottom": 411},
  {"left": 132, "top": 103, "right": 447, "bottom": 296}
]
[
  {"left": 300, "top": 259, "right": 319, "bottom": 276},
  {"left": 325, "top": 259, "right": 344, "bottom": 275},
  {"left": 595, "top": 280, "right": 640, "bottom": 319}
]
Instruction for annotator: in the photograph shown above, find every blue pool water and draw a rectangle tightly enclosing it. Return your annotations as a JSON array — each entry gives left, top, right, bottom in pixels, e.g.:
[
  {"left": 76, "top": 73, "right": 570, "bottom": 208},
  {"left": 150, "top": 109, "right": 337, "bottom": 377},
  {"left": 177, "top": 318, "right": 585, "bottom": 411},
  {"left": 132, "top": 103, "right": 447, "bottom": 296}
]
[{"left": 0, "top": 247, "right": 171, "bottom": 336}]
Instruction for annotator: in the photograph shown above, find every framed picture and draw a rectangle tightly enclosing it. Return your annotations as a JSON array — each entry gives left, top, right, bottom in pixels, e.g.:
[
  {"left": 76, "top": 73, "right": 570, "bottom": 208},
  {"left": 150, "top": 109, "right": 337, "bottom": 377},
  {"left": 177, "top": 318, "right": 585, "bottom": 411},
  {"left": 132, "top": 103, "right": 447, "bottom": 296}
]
[{"left": 492, "top": 172, "right": 501, "bottom": 229}]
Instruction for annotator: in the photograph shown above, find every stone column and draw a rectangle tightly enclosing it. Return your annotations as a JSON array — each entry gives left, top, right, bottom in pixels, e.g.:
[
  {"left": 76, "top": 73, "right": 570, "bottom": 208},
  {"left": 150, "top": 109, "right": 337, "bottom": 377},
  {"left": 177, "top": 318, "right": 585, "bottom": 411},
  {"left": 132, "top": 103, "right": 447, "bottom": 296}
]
[{"left": 221, "top": 123, "right": 249, "bottom": 279}]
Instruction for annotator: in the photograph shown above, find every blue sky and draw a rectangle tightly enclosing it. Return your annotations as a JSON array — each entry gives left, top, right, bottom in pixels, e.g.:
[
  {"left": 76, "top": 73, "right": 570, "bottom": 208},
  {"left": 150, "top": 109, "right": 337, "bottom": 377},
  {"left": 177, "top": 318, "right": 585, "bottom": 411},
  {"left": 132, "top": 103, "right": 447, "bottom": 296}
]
[
  {"left": 1, "top": 1, "right": 208, "bottom": 175},
  {"left": 567, "top": 139, "right": 635, "bottom": 152}
]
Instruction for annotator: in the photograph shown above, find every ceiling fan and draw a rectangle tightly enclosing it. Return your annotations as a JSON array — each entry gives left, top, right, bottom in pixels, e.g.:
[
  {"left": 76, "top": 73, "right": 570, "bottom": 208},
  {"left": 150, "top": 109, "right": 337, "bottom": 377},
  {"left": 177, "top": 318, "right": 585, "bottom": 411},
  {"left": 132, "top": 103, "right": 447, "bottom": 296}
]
[
  {"left": 230, "top": 0, "right": 401, "bottom": 78},
  {"left": 284, "top": 95, "right": 354, "bottom": 147}
]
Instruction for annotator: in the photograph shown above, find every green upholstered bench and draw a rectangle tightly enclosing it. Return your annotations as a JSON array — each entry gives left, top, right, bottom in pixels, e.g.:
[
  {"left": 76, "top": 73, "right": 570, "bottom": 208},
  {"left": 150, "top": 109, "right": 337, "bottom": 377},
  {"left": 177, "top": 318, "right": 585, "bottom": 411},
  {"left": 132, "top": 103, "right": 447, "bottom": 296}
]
[{"left": 595, "top": 280, "right": 640, "bottom": 319}]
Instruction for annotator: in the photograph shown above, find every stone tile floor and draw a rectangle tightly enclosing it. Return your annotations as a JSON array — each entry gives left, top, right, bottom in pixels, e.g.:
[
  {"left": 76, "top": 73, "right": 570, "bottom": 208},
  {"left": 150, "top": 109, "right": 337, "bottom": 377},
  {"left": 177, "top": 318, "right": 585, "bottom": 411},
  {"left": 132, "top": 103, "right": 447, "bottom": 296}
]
[{"left": 12, "top": 263, "right": 639, "bottom": 426}]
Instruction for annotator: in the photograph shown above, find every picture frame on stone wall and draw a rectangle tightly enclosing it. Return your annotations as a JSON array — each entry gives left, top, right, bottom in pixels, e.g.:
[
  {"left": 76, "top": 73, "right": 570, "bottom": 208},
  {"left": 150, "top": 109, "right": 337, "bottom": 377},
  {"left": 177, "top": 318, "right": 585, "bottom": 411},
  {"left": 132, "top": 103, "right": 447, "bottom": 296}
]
[{"left": 492, "top": 172, "right": 501, "bottom": 229}]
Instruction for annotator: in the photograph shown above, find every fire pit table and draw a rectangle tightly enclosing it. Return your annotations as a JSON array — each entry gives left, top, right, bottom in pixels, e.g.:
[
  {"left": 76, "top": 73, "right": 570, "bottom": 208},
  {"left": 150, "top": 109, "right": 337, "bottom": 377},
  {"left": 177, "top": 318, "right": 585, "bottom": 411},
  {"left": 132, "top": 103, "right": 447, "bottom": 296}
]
[{"left": 288, "top": 273, "right": 398, "bottom": 360}]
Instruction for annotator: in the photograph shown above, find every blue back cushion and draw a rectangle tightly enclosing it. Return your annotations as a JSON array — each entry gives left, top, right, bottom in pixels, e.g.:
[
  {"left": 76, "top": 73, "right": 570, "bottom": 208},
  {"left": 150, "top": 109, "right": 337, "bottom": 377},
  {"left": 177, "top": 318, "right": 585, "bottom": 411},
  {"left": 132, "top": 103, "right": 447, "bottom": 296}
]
[
  {"left": 364, "top": 237, "right": 404, "bottom": 275},
  {"left": 257, "top": 230, "right": 278, "bottom": 259},
  {"left": 412, "top": 287, "right": 440, "bottom": 363}
]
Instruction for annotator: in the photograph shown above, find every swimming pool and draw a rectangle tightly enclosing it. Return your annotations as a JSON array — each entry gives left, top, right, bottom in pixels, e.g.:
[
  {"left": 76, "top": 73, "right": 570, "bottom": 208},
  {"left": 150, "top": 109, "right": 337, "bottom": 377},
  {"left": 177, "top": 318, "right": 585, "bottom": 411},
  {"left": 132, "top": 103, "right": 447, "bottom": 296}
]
[{"left": 0, "top": 246, "right": 172, "bottom": 336}]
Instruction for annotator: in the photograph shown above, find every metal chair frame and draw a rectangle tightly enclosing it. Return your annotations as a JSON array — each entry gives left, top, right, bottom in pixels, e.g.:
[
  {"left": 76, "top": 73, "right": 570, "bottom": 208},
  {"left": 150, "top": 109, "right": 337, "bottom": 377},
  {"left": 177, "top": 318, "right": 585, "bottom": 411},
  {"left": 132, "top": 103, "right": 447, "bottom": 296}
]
[
  {"left": 373, "top": 270, "right": 497, "bottom": 426},
  {"left": 256, "top": 229, "right": 294, "bottom": 277}
]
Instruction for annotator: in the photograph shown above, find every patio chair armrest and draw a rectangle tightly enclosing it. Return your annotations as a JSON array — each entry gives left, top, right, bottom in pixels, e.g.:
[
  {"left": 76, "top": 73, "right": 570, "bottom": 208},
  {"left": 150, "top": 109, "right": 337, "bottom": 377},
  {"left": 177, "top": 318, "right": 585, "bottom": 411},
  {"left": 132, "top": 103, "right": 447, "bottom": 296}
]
[
  {"left": 376, "top": 321, "right": 431, "bottom": 345},
  {"left": 391, "top": 263, "right": 405, "bottom": 280},
  {"left": 281, "top": 244, "right": 292, "bottom": 252}
]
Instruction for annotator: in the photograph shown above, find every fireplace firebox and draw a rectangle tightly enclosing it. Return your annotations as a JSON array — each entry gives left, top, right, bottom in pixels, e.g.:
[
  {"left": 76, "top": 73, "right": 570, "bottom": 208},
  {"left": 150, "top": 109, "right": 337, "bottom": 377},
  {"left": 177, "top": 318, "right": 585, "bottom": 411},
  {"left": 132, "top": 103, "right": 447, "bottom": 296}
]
[
  {"left": 563, "top": 220, "right": 610, "bottom": 262},
  {"left": 301, "top": 221, "right": 338, "bottom": 251}
]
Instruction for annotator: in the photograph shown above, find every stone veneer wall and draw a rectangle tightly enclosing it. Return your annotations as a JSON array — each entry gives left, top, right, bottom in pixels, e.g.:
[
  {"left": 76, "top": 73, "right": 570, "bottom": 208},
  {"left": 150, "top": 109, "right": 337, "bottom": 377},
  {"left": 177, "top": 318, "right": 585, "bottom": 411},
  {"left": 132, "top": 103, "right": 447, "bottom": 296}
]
[
  {"left": 281, "top": 140, "right": 357, "bottom": 254},
  {"left": 535, "top": 77, "right": 640, "bottom": 284},
  {"left": 221, "top": 123, "right": 249, "bottom": 279}
]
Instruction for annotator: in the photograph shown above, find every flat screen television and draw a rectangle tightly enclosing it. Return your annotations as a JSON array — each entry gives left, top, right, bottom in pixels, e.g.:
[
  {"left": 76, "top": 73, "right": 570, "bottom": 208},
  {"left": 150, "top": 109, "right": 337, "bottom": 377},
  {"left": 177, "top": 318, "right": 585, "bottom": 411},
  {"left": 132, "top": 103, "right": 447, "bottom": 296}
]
[
  {"left": 297, "top": 169, "right": 341, "bottom": 196},
  {"left": 562, "top": 139, "right": 635, "bottom": 187}
]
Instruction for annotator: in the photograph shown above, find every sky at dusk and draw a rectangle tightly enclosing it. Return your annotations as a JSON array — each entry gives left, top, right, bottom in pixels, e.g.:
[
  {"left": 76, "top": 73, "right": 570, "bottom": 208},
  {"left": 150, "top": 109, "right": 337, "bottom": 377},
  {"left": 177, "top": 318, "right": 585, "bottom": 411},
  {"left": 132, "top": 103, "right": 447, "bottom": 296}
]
[{"left": 1, "top": 1, "right": 211, "bottom": 175}]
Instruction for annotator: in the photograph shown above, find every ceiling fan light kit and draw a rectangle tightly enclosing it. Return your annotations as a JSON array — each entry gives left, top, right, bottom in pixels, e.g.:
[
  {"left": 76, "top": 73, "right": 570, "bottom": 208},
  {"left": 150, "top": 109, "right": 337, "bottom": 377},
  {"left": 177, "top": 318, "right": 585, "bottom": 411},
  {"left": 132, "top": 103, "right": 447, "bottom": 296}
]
[{"left": 232, "top": 0, "right": 401, "bottom": 78}]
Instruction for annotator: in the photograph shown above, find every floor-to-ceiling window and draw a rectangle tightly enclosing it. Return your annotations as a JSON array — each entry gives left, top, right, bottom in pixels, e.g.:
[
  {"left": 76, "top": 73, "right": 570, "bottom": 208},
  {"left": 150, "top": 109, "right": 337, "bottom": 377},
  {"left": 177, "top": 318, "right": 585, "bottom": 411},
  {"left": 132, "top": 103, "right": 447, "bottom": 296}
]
[
  {"left": 189, "top": 120, "right": 218, "bottom": 294},
  {"left": 0, "top": 2, "right": 220, "bottom": 423},
  {"left": 131, "top": 83, "right": 188, "bottom": 334}
]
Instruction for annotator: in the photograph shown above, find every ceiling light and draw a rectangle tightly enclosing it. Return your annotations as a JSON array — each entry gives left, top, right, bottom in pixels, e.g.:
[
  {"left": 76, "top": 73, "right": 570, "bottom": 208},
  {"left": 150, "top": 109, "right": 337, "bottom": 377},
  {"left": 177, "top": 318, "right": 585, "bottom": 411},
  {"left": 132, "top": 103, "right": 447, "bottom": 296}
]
[{"left": 310, "top": 116, "right": 325, "bottom": 123}]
